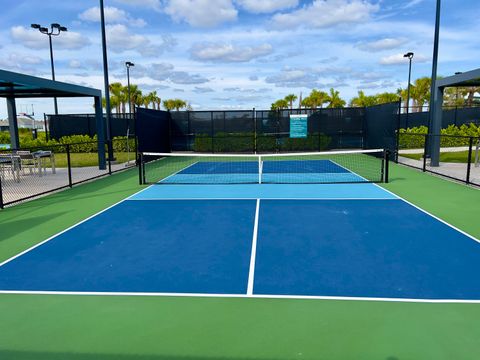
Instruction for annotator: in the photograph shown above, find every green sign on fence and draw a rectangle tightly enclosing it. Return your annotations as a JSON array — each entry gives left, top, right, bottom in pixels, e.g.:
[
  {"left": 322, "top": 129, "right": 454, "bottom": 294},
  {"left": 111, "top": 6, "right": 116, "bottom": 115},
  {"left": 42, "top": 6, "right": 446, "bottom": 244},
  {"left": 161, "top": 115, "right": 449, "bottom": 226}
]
[{"left": 290, "top": 115, "right": 308, "bottom": 138}]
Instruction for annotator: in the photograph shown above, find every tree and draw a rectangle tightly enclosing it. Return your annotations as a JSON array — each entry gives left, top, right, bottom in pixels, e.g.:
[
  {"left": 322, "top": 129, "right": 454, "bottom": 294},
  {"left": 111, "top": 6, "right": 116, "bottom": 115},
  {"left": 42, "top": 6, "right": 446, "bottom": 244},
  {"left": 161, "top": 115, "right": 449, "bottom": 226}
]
[
  {"left": 375, "top": 92, "right": 400, "bottom": 104},
  {"left": 411, "top": 77, "right": 431, "bottom": 112},
  {"left": 326, "top": 88, "right": 346, "bottom": 108},
  {"left": 163, "top": 99, "right": 187, "bottom": 111},
  {"left": 284, "top": 94, "right": 298, "bottom": 110},
  {"left": 461, "top": 87, "right": 480, "bottom": 107},
  {"left": 349, "top": 90, "right": 376, "bottom": 107},
  {"left": 271, "top": 99, "right": 288, "bottom": 110}
]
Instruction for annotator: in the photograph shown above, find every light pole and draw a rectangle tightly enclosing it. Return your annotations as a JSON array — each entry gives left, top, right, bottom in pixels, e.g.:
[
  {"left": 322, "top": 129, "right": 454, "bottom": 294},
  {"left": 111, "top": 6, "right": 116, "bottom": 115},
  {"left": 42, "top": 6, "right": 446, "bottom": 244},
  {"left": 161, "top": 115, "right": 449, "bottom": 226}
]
[
  {"left": 99, "top": 0, "right": 114, "bottom": 163},
  {"left": 403, "top": 52, "right": 414, "bottom": 125},
  {"left": 31, "top": 23, "right": 67, "bottom": 115},
  {"left": 125, "top": 62, "right": 135, "bottom": 116}
]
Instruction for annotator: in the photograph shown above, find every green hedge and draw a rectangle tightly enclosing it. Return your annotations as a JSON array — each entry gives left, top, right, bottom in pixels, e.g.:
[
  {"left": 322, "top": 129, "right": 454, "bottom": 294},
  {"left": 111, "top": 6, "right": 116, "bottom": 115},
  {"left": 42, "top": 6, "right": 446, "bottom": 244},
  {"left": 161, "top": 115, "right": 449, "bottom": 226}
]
[
  {"left": 193, "top": 132, "right": 332, "bottom": 152},
  {"left": 399, "top": 123, "right": 480, "bottom": 149},
  {"left": 0, "top": 131, "right": 135, "bottom": 154}
]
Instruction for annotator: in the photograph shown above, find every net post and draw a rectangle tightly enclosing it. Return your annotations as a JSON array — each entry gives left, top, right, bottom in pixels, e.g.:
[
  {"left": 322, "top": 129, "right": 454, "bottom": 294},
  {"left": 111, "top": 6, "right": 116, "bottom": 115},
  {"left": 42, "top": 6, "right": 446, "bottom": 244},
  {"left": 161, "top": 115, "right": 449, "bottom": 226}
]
[
  {"left": 138, "top": 153, "right": 144, "bottom": 185},
  {"left": 466, "top": 136, "right": 473, "bottom": 184},
  {"left": 383, "top": 149, "right": 390, "bottom": 183},
  {"left": 258, "top": 155, "right": 262, "bottom": 184}
]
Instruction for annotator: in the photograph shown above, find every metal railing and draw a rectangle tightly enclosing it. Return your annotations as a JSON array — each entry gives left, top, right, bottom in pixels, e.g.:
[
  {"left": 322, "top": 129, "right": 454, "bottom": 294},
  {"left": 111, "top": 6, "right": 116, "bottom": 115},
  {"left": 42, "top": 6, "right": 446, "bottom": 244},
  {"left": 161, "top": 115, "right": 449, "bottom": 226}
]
[
  {"left": 0, "top": 138, "right": 137, "bottom": 208},
  {"left": 396, "top": 132, "right": 480, "bottom": 186}
]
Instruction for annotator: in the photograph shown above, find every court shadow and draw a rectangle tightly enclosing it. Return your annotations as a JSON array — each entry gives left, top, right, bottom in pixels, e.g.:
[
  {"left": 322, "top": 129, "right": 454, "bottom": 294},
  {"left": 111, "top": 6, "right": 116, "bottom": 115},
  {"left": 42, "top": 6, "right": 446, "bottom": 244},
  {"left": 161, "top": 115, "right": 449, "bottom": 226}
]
[{"left": 0, "top": 210, "right": 71, "bottom": 243}]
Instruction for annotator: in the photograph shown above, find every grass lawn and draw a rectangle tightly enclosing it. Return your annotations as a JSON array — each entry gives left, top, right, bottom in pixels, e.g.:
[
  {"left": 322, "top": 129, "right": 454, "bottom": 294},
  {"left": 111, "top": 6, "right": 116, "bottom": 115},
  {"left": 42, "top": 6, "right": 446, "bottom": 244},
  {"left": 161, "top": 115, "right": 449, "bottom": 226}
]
[
  {"left": 401, "top": 150, "right": 479, "bottom": 163},
  {"left": 50, "top": 152, "right": 135, "bottom": 167}
]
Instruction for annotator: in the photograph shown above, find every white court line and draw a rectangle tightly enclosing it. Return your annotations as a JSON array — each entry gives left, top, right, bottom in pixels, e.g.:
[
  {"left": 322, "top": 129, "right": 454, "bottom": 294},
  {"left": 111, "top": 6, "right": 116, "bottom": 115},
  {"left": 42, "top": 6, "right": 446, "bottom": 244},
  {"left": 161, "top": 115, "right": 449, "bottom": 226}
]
[
  {"left": 127, "top": 198, "right": 397, "bottom": 201},
  {"left": 331, "top": 158, "right": 480, "bottom": 244},
  {"left": 374, "top": 183, "right": 480, "bottom": 244},
  {"left": 0, "top": 177, "right": 158, "bottom": 269},
  {"left": 247, "top": 199, "right": 260, "bottom": 296},
  {"left": 1, "top": 290, "right": 480, "bottom": 303}
]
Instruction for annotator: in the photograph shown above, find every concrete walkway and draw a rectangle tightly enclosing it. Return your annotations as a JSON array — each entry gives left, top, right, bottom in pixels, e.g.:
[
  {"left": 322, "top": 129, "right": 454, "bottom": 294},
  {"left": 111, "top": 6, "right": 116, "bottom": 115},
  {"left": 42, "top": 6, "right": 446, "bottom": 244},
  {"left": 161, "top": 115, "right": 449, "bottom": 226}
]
[
  {"left": 398, "top": 156, "right": 480, "bottom": 186},
  {"left": 1, "top": 162, "right": 135, "bottom": 205}
]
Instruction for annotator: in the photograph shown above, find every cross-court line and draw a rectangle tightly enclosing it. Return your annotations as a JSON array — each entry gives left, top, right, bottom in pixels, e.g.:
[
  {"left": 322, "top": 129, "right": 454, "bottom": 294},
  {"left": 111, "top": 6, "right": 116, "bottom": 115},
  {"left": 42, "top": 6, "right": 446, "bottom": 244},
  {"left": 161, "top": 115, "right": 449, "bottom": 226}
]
[
  {"left": 247, "top": 199, "right": 260, "bottom": 296},
  {"left": 1, "top": 290, "right": 480, "bottom": 303},
  {"left": 0, "top": 174, "right": 158, "bottom": 269}
]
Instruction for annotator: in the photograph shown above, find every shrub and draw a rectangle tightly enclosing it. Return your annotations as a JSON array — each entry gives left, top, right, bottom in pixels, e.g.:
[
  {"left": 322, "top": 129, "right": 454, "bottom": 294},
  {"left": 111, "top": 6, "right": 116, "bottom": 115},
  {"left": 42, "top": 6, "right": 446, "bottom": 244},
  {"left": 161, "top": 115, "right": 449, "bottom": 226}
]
[{"left": 399, "top": 123, "right": 480, "bottom": 149}]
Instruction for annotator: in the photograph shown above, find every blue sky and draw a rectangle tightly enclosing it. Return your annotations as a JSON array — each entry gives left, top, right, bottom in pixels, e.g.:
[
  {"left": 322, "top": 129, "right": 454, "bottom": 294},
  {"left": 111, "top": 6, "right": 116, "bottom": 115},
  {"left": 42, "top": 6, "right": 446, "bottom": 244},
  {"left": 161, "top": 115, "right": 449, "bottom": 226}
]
[{"left": 0, "top": 0, "right": 479, "bottom": 118}]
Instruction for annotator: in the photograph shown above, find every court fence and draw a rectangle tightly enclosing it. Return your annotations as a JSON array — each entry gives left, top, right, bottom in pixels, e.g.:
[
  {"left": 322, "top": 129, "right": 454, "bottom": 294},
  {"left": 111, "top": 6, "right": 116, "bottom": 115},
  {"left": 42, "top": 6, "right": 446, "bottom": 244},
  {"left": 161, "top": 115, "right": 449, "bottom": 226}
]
[
  {"left": 0, "top": 138, "right": 137, "bottom": 208},
  {"left": 396, "top": 133, "right": 480, "bottom": 186}
]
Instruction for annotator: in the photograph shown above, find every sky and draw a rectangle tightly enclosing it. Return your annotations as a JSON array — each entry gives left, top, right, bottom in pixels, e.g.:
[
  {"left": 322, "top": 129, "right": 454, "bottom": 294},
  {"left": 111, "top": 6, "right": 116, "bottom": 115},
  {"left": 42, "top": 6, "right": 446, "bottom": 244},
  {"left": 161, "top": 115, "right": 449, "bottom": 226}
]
[{"left": 0, "top": 0, "right": 479, "bottom": 119}]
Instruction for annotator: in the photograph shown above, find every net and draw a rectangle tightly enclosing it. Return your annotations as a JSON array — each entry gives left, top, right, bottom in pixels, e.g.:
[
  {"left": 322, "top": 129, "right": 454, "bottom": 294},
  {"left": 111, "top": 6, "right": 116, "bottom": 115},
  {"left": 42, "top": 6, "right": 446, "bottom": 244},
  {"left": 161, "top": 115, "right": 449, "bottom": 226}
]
[{"left": 139, "top": 149, "right": 387, "bottom": 185}]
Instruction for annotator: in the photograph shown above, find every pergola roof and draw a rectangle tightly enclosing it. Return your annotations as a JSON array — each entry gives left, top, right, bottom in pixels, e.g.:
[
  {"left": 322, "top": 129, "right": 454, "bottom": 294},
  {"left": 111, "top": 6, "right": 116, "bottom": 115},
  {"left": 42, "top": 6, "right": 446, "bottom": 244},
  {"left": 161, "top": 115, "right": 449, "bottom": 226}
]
[
  {"left": 436, "top": 68, "right": 480, "bottom": 88},
  {"left": 0, "top": 69, "right": 101, "bottom": 98}
]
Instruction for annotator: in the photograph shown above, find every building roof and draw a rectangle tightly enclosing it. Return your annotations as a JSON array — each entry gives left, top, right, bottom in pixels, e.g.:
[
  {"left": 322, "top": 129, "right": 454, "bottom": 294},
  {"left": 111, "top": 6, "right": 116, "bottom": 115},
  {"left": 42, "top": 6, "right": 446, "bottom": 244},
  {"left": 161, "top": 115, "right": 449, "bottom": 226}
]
[
  {"left": 0, "top": 69, "right": 101, "bottom": 99},
  {"left": 437, "top": 68, "right": 480, "bottom": 88}
]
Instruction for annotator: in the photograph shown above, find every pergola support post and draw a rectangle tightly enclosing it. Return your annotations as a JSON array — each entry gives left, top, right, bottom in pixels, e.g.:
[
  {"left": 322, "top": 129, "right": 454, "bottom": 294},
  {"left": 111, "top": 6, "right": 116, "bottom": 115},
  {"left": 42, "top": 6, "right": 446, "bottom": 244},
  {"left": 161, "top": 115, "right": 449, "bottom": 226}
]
[
  {"left": 95, "top": 96, "right": 107, "bottom": 170},
  {"left": 6, "top": 96, "right": 19, "bottom": 150}
]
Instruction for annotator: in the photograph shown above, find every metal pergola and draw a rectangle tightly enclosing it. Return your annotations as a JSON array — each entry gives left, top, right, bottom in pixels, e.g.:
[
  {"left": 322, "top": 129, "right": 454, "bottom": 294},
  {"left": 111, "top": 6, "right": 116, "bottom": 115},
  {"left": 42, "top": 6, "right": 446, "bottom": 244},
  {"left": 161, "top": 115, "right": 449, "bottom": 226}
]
[
  {"left": 430, "top": 68, "right": 480, "bottom": 166},
  {"left": 0, "top": 69, "right": 106, "bottom": 169}
]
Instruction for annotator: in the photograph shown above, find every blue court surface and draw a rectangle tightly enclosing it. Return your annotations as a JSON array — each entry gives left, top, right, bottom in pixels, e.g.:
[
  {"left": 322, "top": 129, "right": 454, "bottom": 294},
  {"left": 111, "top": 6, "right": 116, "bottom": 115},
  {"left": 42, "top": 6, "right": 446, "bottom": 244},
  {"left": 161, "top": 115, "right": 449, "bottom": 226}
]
[{"left": 1, "top": 181, "right": 480, "bottom": 302}]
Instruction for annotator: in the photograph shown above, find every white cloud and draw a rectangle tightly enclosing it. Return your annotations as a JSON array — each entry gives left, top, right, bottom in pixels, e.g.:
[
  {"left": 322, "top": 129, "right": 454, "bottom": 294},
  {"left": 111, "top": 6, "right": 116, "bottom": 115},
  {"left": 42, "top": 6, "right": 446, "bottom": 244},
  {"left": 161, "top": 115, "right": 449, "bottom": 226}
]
[
  {"left": 356, "top": 38, "right": 408, "bottom": 52},
  {"left": 79, "top": 6, "right": 146, "bottom": 27},
  {"left": 112, "top": 0, "right": 161, "bottom": 11},
  {"left": 193, "top": 87, "right": 215, "bottom": 93},
  {"left": 105, "top": 25, "right": 176, "bottom": 56},
  {"left": 10, "top": 26, "right": 90, "bottom": 50},
  {"left": 236, "top": 0, "right": 299, "bottom": 14},
  {"left": 265, "top": 67, "right": 321, "bottom": 88},
  {"left": 145, "top": 63, "right": 210, "bottom": 85},
  {"left": 190, "top": 43, "right": 273, "bottom": 62},
  {"left": 163, "top": 0, "right": 238, "bottom": 27},
  {"left": 379, "top": 53, "right": 429, "bottom": 65},
  {"left": 271, "top": 0, "right": 379, "bottom": 30}
]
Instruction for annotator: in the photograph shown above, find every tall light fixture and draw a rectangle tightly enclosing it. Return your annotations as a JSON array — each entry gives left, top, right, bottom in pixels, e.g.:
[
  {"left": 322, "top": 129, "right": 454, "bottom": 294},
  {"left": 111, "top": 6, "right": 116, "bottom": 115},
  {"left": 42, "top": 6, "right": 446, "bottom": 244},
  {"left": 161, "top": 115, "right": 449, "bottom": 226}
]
[
  {"left": 427, "top": 0, "right": 442, "bottom": 165},
  {"left": 99, "top": 0, "right": 113, "bottom": 162},
  {"left": 403, "top": 52, "right": 414, "bottom": 124},
  {"left": 31, "top": 23, "right": 67, "bottom": 115},
  {"left": 125, "top": 62, "right": 135, "bottom": 115}
]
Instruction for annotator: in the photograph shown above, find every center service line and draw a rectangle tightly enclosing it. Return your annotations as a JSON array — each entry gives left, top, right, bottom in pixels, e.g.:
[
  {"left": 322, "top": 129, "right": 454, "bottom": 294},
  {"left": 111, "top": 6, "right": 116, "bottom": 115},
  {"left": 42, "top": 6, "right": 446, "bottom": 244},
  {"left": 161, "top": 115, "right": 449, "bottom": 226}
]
[{"left": 247, "top": 199, "right": 260, "bottom": 296}]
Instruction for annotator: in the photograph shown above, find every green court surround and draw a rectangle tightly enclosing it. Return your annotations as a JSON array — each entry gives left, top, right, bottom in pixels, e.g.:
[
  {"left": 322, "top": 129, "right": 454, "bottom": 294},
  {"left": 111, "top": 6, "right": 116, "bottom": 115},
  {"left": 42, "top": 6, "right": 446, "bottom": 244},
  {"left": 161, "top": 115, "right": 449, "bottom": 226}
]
[{"left": 0, "top": 164, "right": 479, "bottom": 360}]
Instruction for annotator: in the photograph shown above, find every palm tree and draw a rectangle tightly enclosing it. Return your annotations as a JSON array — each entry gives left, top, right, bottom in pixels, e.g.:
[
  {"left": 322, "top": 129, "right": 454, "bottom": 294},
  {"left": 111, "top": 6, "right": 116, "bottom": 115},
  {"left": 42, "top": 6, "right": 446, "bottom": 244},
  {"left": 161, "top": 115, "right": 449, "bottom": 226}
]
[
  {"left": 326, "top": 88, "right": 346, "bottom": 108},
  {"left": 109, "top": 82, "right": 124, "bottom": 114},
  {"left": 271, "top": 99, "right": 289, "bottom": 110},
  {"left": 163, "top": 99, "right": 187, "bottom": 111},
  {"left": 301, "top": 97, "right": 314, "bottom": 109},
  {"left": 461, "top": 86, "right": 480, "bottom": 107},
  {"left": 173, "top": 99, "right": 187, "bottom": 111},
  {"left": 284, "top": 94, "right": 298, "bottom": 110},
  {"left": 411, "top": 77, "right": 431, "bottom": 112},
  {"left": 149, "top": 91, "right": 161, "bottom": 110},
  {"left": 375, "top": 92, "right": 400, "bottom": 104},
  {"left": 308, "top": 89, "right": 329, "bottom": 108},
  {"left": 349, "top": 90, "right": 376, "bottom": 107}
]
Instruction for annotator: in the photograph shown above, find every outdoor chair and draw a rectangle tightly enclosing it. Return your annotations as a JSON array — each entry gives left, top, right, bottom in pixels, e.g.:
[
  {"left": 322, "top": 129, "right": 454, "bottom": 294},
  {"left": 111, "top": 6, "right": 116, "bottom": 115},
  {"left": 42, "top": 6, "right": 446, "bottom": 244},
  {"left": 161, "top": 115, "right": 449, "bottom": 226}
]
[{"left": 0, "top": 153, "right": 21, "bottom": 182}]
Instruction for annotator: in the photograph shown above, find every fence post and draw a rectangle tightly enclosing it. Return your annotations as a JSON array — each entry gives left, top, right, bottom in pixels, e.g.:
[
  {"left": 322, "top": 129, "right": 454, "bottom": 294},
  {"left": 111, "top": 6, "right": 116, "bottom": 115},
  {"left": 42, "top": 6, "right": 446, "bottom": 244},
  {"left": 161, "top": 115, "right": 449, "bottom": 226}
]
[
  {"left": 395, "top": 100, "right": 402, "bottom": 163},
  {"left": 0, "top": 171, "right": 4, "bottom": 209},
  {"left": 466, "top": 137, "right": 473, "bottom": 184},
  {"left": 422, "top": 134, "right": 428, "bottom": 172},
  {"left": 66, "top": 144, "right": 73, "bottom": 188},
  {"left": 108, "top": 140, "right": 112, "bottom": 175},
  {"left": 253, "top": 108, "right": 257, "bottom": 154}
]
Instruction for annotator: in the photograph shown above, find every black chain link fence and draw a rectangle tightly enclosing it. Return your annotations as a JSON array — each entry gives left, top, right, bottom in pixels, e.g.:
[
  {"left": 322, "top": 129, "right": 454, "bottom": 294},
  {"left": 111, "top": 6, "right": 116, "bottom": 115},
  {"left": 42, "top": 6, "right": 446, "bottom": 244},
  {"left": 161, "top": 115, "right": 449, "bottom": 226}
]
[{"left": 0, "top": 138, "right": 136, "bottom": 208}]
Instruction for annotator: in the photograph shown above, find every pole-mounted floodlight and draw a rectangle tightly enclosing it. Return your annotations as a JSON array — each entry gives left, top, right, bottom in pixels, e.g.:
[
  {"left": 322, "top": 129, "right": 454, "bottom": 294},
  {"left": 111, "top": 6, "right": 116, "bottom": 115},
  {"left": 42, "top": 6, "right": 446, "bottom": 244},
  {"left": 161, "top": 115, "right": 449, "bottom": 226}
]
[
  {"left": 403, "top": 52, "right": 414, "bottom": 120},
  {"left": 30, "top": 22, "right": 68, "bottom": 115},
  {"left": 125, "top": 62, "right": 135, "bottom": 115}
]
